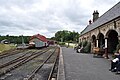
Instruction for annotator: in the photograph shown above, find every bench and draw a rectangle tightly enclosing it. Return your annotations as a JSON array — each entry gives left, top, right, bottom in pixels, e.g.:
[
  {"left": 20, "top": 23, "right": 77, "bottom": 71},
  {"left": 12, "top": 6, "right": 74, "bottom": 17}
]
[{"left": 93, "top": 47, "right": 104, "bottom": 57}]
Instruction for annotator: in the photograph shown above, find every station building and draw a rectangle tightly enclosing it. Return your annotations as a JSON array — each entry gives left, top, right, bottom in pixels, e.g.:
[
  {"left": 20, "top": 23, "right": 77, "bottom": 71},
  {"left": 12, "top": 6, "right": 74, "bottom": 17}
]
[
  {"left": 29, "top": 34, "right": 47, "bottom": 48},
  {"left": 79, "top": 2, "right": 120, "bottom": 58}
]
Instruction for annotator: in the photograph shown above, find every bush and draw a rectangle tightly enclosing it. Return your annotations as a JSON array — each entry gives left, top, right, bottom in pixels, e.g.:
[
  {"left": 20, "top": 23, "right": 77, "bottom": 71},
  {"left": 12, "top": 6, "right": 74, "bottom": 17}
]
[
  {"left": 115, "top": 41, "right": 120, "bottom": 52},
  {"left": 78, "top": 41, "right": 91, "bottom": 53},
  {"left": 58, "top": 42, "right": 65, "bottom": 46},
  {"left": 78, "top": 42, "right": 82, "bottom": 47},
  {"left": 82, "top": 41, "right": 88, "bottom": 47},
  {"left": 83, "top": 42, "right": 91, "bottom": 53}
]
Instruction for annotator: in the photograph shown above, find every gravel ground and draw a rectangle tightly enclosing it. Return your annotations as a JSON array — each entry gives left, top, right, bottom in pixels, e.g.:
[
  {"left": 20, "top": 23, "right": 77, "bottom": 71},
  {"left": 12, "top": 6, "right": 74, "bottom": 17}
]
[
  {"left": 0, "top": 50, "right": 37, "bottom": 73},
  {"left": 0, "top": 50, "right": 30, "bottom": 65},
  {"left": 1, "top": 47, "right": 58, "bottom": 80},
  {"left": 33, "top": 64, "right": 53, "bottom": 80},
  {"left": 33, "top": 48, "right": 58, "bottom": 80},
  {"left": 0, "top": 49, "right": 17, "bottom": 56}
]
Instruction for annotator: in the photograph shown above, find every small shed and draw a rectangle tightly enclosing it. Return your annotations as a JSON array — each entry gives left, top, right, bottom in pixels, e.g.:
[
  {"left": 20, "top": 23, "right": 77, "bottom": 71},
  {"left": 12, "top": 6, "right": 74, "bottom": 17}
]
[
  {"left": 47, "top": 40, "right": 55, "bottom": 45},
  {"left": 29, "top": 34, "right": 47, "bottom": 48},
  {"left": 1, "top": 39, "right": 10, "bottom": 44}
]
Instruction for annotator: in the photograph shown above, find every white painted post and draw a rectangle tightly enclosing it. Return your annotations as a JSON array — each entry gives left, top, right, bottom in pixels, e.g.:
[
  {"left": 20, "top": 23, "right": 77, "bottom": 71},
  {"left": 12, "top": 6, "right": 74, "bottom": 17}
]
[
  {"left": 105, "top": 38, "right": 107, "bottom": 48},
  {"left": 104, "top": 37, "right": 109, "bottom": 59},
  {"left": 96, "top": 39, "right": 98, "bottom": 47}
]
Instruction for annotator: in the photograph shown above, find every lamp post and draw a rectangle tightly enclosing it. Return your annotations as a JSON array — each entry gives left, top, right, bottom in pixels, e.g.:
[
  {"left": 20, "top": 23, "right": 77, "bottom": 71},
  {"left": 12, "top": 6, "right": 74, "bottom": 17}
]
[
  {"left": 61, "top": 38, "right": 63, "bottom": 42},
  {"left": 21, "top": 35, "right": 25, "bottom": 47}
]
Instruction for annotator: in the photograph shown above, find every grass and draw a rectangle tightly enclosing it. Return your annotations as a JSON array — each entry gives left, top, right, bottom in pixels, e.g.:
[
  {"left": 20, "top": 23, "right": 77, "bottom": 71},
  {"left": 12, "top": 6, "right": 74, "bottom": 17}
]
[{"left": 0, "top": 44, "right": 16, "bottom": 53}]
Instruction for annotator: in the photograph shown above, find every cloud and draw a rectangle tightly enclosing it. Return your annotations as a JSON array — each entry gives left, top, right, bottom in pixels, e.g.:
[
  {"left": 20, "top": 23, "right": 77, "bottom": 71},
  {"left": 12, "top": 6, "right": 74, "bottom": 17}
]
[{"left": 0, "top": 0, "right": 119, "bottom": 38}]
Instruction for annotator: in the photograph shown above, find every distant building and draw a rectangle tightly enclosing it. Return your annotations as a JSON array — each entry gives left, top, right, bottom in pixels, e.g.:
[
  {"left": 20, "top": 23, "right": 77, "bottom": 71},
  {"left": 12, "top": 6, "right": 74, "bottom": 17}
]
[
  {"left": 29, "top": 34, "right": 47, "bottom": 48},
  {"left": 79, "top": 2, "right": 120, "bottom": 58},
  {"left": 1, "top": 39, "right": 10, "bottom": 44},
  {"left": 47, "top": 40, "right": 56, "bottom": 45}
]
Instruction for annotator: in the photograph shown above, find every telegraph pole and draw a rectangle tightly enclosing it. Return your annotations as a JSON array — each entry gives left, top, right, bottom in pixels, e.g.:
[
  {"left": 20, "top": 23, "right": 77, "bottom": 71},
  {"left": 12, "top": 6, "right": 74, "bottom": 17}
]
[{"left": 21, "top": 35, "right": 25, "bottom": 47}]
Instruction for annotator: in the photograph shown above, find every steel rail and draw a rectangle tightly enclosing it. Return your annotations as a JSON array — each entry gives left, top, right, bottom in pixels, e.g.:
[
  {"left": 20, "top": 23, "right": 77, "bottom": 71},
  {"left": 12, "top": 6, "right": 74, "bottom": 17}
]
[
  {"left": 0, "top": 50, "right": 25, "bottom": 59},
  {"left": 0, "top": 49, "right": 16, "bottom": 56},
  {"left": 0, "top": 47, "right": 51, "bottom": 69},
  {"left": 47, "top": 48, "right": 59, "bottom": 80},
  {"left": 0, "top": 48, "right": 50, "bottom": 77},
  {"left": 0, "top": 50, "right": 35, "bottom": 69},
  {"left": 24, "top": 48, "right": 57, "bottom": 80}
]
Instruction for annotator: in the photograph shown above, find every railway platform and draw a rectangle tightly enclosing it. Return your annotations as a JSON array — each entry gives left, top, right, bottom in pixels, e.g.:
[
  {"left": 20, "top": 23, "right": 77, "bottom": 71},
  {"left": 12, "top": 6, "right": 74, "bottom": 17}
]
[{"left": 58, "top": 47, "right": 120, "bottom": 80}]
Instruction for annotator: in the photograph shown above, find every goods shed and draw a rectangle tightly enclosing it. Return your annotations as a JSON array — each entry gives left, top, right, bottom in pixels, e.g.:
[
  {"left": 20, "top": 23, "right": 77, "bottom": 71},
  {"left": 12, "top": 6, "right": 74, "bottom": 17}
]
[{"left": 29, "top": 34, "right": 47, "bottom": 48}]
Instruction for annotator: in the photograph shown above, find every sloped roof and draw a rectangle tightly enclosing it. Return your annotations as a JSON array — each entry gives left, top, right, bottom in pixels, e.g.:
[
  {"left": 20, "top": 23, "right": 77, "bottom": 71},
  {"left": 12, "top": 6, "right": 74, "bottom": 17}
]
[
  {"left": 30, "top": 34, "right": 47, "bottom": 42},
  {"left": 81, "top": 1, "right": 120, "bottom": 35}
]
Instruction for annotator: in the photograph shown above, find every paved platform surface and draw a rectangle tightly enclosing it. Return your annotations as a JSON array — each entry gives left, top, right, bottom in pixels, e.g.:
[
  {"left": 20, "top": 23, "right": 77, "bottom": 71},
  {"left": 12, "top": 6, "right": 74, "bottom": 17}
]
[{"left": 62, "top": 47, "right": 120, "bottom": 80}]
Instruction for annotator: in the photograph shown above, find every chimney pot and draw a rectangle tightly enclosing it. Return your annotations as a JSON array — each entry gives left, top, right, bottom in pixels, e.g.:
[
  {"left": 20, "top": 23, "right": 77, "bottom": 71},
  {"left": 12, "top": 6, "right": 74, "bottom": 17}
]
[{"left": 89, "top": 20, "right": 92, "bottom": 25}]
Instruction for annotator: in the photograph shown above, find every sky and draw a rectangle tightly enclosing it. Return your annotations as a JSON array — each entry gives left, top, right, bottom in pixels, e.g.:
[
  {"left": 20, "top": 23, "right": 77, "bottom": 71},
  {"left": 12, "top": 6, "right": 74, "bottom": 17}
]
[{"left": 0, "top": 0, "right": 119, "bottom": 38}]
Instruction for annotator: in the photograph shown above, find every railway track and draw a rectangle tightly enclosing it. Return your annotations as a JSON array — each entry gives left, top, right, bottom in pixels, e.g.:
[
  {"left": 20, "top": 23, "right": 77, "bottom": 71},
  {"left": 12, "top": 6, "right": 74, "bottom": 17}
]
[
  {"left": 0, "top": 48, "right": 51, "bottom": 79},
  {"left": 0, "top": 48, "right": 52, "bottom": 66},
  {"left": 48, "top": 48, "right": 59, "bottom": 80},
  {"left": 24, "top": 47, "right": 59, "bottom": 80},
  {"left": 0, "top": 50, "right": 36, "bottom": 69},
  {"left": 0, "top": 50, "right": 25, "bottom": 59},
  {"left": 0, "top": 46, "right": 59, "bottom": 80}
]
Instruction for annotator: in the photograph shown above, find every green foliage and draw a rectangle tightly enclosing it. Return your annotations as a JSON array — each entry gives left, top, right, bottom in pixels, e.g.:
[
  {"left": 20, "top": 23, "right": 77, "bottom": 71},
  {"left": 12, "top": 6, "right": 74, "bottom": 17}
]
[
  {"left": 0, "top": 44, "right": 16, "bottom": 52},
  {"left": 58, "top": 42, "right": 65, "bottom": 46},
  {"left": 54, "top": 30, "right": 79, "bottom": 42},
  {"left": 79, "top": 41, "right": 91, "bottom": 53},
  {"left": 68, "top": 40, "right": 73, "bottom": 43},
  {"left": 0, "top": 35, "right": 30, "bottom": 44},
  {"left": 83, "top": 42, "right": 91, "bottom": 53},
  {"left": 78, "top": 42, "right": 82, "bottom": 47},
  {"left": 50, "top": 37, "right": 55, "bottom": 40},
  {"left": 82, "top": 41, "right": 88, "bottom": 47},
  {"left": 115, "top": 41, "right": 120, "bottom": 52}
]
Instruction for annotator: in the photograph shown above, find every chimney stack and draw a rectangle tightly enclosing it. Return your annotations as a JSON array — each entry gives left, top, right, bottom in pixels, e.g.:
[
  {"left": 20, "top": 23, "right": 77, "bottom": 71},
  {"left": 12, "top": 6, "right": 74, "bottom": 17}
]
[
  {"left": 89, "top": 20, "right": 92, "bottom": 25},
  {"left": 93, "top": 10, "right": 99, "bottom": 22}
]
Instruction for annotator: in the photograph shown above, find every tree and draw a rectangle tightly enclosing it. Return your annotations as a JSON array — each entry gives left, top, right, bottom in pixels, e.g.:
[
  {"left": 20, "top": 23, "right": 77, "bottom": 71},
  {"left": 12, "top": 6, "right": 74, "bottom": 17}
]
[
  {"left": 0, "top": 35, "right": 30, "bottom": 44},
  {"left": 54, "top": 30, "right": 79, "bottom": 42}
]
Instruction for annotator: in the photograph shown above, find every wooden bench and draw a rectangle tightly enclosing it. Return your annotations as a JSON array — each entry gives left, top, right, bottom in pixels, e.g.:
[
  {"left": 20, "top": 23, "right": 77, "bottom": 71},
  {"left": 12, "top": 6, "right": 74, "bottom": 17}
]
[{"left": 93, "top": 47, "right": 104, "bottom": 57}]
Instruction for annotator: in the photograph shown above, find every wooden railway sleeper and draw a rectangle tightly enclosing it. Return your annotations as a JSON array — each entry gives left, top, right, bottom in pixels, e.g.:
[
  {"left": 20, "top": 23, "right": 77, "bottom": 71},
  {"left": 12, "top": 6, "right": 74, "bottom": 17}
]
[
  {"left": 24, "top": 48, "right": 57, "bottom": 80},
  {"left": 0, "top": 49, "right": 50, "bottom": 77},
  {"left": 48, "top": 49, "right": 59, "bottom": 80},
  {"left": 0, "top": 51, "right": 33, "bottom": 69}
]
